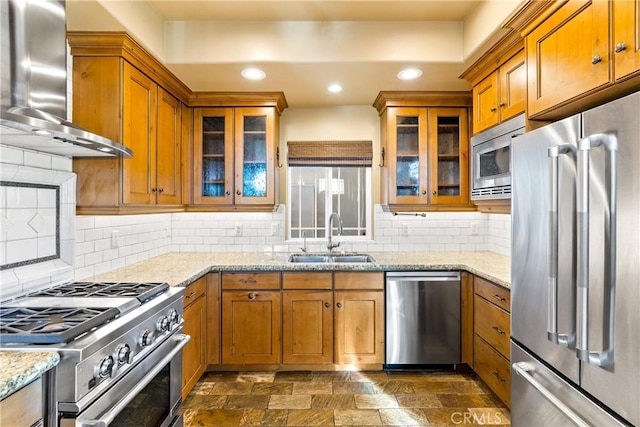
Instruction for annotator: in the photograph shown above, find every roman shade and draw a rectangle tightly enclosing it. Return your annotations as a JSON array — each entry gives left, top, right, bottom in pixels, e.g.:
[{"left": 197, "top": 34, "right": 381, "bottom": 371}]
[{"left": 287, "top": 140, "right": 373, "bottom": 167}]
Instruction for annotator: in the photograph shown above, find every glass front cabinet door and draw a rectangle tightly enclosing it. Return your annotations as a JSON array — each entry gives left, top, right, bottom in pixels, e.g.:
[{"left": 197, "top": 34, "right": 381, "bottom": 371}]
[
  {"left": 428, "top": 107, "right": 469, "bottom": 205},
  {"left": 387, "top": 107, "right": 429, "bottom": 204},
  {"left": 385, "top": 106, "right": 469, "bottom": 206},
  {"left": 193, "top": 107, "right": 276, "bottom": 206}
]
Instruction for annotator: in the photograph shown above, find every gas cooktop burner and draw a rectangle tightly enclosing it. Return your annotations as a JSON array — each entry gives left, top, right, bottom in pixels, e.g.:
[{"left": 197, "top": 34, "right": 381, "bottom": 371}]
[
  {"left": 0, "top": 306, "right": 120, "bottom": 344},
  {"left": 29, "top": 281, "right": 169, "bottom": 303}
]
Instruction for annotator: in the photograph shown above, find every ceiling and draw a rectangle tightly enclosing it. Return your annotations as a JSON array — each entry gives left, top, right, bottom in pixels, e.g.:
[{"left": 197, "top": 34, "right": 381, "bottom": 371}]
[{"left": 66, "top": 0, "right": 525, "bottom": 108}]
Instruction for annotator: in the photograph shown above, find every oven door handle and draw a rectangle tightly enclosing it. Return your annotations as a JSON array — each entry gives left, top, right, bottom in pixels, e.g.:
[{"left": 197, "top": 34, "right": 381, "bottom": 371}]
[{"left": 80, "top": 333, "right": 191, "bottom": 427}]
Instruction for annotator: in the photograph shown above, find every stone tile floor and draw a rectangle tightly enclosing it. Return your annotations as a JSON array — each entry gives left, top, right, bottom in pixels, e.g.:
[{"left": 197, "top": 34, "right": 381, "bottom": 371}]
[{"left": 178, "top": 370, "right": 510, "bottom": 426}]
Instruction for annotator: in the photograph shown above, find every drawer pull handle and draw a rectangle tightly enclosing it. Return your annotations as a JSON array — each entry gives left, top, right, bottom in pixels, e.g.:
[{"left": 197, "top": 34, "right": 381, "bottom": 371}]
[
  {"left": 185, "top": 291, "right": 196, "bottom": 299},
  {"left": 241, "top": 278, "right": 257, "bottom": 284},
  {"left": 490, "top": 107, "right": 497, "bottom": 112},
  {"left": 248, "top": 293, "right": 258, "bottom": 300},
  {"left": 492, "top": 325, "right": 506, "bottom": 335},
  {"left": 491, "top": 370, "right": 506, "bottom": 383},
  {"left": 615, "top": 42, "right": 627, "bottom": 53},
  {"left": 492, "top": 294, "right": 506, "bottom": 302},
  {"left": 591, "top": 55, "right": 602, "bottom": 64}
]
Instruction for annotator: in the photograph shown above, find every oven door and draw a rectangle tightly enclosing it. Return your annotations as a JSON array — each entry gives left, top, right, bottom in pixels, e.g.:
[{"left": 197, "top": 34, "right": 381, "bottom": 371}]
[
  {"left": 471, "top": 135, "right": 512, "bottom": 199},
  {"left": 60, "top": 332, "right": 190, "bottom": 427}
]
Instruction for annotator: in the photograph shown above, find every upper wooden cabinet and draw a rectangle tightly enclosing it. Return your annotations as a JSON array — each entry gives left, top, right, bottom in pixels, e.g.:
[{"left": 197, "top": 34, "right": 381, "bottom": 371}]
[
  {"left": 525, "top": 0, "right": 640, "bottom": 119},
  {"left": 69, "top": 33, "right": 189, "bottom": 214},
  {"left": 613, "top": 0, "right": 640, "bottom": 81},
  {"left": 192, "top": 107, "right": 278, "bottom": 208},
  {"left": 374, "top": 93, "right": 472, "bottom": 211},
  {"left": 472, "top": 50, "right": 526, "bottom": 134}
]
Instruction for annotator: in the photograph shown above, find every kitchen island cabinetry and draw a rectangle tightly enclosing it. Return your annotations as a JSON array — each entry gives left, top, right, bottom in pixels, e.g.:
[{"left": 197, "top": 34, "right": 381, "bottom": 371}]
[
  {"left": 181, "top": 276, "right": 207, "bottom": 400},
  {"left": 69, "top": 33, "right": 188, "bottom": 214},
  {"left": 473, "top": 276, "right": 511, "bottom": 407},
  {"left": 333, "top": 272, "right": 385, "bottom": 365},
  {"left": 524, "top": 0, "right": 640, "bottom": 120},
  {"left": 220, "top": 273, "right": 282, "bottom": 365},
  {"left": 374, "top": 92, "right": 472, "bottom": 211},
  {"left": 0, "top": 378, "right": 43, "bottom": 426}
]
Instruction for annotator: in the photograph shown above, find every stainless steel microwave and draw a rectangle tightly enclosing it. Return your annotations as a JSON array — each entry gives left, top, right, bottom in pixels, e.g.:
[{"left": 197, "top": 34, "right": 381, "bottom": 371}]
[{"left": 470, "top": 114, "right": 525, "bottom": 200}]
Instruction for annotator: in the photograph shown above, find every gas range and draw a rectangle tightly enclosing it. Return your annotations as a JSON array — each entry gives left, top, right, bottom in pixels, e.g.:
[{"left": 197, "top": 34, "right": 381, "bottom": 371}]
[{"left": 0, "top": 281, "right": 187, "bottom": 426}]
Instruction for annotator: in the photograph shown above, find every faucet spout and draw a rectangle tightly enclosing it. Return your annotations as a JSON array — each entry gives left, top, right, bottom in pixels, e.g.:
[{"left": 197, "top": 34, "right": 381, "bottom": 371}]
[{"left": 327, "top": 212, "right": 343, "bottom": 252}]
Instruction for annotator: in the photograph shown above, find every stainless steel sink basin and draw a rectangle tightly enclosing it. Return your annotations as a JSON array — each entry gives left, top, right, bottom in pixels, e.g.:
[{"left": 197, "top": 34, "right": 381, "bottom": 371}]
[{"left": 287, "top": 254, "right": 375, "bottom": 263}]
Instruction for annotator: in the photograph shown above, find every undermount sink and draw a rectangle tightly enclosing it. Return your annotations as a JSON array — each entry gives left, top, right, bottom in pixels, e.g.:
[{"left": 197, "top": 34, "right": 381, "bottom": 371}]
[{"left": 287, "top": 254, "right": 376, "bottom": 263}]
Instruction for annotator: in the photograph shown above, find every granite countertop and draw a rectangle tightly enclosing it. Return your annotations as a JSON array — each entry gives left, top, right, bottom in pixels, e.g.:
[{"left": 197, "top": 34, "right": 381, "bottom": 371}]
[
  {"left": 90, "top": 251, "right": 510, "bottom": 289},
  {"left": 0, "top": 351, "right": 60, "bottom": 400}
]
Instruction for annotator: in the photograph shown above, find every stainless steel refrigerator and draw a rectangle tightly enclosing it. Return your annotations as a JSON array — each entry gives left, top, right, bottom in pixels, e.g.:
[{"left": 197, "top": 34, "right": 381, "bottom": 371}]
[{"left": 511, "top": 91, "right": 640, "bottom": 427}]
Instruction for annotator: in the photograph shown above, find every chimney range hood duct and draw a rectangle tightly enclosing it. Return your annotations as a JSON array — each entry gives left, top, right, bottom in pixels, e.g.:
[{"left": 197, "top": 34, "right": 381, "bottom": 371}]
[{"left": 0, "top": 0, "right": 132, "bottom": 158}]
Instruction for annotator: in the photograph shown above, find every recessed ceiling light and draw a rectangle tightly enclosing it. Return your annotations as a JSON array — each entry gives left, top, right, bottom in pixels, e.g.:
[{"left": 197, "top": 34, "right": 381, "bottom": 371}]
[
  {"left": 328, "top": 83, "right": 342, "bottom": 93},
  {"left": 241, "top": 67, "right": 266, "bottom": 80},
  {"left": 397, "top": 68, "right": 423, "bottom": 80}
]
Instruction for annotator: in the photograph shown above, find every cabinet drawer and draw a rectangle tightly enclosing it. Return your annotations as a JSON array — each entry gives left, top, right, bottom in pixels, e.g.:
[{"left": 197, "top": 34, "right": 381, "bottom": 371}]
[
  {"left": 474, "top": 276, "right": 510, "bottom": 312},
  {"left": 183, "top": 277, "right": 206, "bottom": 309},
  {"left": 0, "top": 377, "right": 42, "bottom": 427},
  {"left": 474, "top": 295, "right": 510, "bottom": 357},
  {"left": 222, "top": 272, "right": 281, "bottom": 290},
  {"left": 282, "top": 272, "right": 332, "bottom": 290},
  {"left": 474, "top": 335, "right": 510, "bottom": 407},
  {"left": 334, "top": 272, "right": 383, "bottom": 290}
]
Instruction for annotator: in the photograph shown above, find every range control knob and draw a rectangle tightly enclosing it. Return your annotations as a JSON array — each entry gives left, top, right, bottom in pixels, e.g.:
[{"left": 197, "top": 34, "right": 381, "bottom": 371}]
[
  {"left": 167, "top": 309, "right": 179, "bottom": 326},
  {"left": 115, "top": 344, "right": 132, "bottom": 365},
  {"left": 156, "top": 316, "right": 170, "bottom": 332},
  {"left": 140, "top": 329, "right": 154, "bottom": 347},
  {"left": 95, "top": 355, "right": 115, "bottom": 379}
]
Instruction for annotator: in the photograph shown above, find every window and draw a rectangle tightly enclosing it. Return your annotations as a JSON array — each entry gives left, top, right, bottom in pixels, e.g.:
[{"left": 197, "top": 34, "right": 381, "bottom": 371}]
[{"left": 286, "top": 141, "right": 373, "bottom": 241}]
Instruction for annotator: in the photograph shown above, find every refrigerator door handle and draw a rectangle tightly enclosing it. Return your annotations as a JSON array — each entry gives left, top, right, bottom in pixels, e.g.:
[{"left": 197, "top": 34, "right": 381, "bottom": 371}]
[
  {"left": 513, "top": 362, "right": 591, "bottom": 427},
  {"left": 547, "top": 143, "right": 577, "bottom": 347},
  {"left": 576, "top": 133, "right": 617, "bottom": 368}
]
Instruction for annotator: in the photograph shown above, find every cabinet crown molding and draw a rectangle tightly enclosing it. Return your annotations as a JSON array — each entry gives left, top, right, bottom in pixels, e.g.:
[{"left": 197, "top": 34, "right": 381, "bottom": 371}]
[{"left": 373, "top": 91, "right": 472, "bottom": 115}]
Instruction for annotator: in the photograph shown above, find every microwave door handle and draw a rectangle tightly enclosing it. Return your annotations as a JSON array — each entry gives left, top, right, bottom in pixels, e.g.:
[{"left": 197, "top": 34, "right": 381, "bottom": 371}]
[
  {"left": 79, "top": 334, "right": 191, "bottom": 427},
  {"left": 576, "top": 134, "right": 617, "bottom": 368},
  {"left": 547, "top": 143, "right": 576, "bottom": 347}
]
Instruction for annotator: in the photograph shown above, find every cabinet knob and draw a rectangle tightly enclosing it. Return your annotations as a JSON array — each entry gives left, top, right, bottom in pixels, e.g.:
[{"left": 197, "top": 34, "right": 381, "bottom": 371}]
[
  {"left": 490, "top": 107, "right": 497, "bottom": 112},
  {"left": 499, "top": 102, "right": 505, "bottom": 107},
  {"left": 422, "top": 190, "right": 427, "bottom": 195},
  {"left": 248, "top": 293, "right": 257, "bottom": 300},
  {"left": 324, "top": 302, "right": 331, "bottom": 308},
  {"left": 225, "top": 190, "right": 231, "bottom": 196},
  {"left": 615, "top": 42, "right": 627, "bottom": 53},
  {"left": 151, "top": 188, "right": 157, "bottom": 193},
  {"left": 236, "top": 190, "right": 241, "bottom": 196},
  {"left": 336, "top": 302, "right": 342, "bottom": 308},
  {"left": 158, "top": 188, "right": 164, "bottom": 193},
  {"left": 432, "top": 191, "right": 437, "bottom": 196},
  {"left": 591, "top": 55, "right": 602, "bottom": 64}
]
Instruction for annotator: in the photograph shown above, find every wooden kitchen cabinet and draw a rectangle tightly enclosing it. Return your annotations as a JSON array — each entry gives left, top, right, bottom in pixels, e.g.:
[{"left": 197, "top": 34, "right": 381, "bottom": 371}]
[
  {"left": 192, "top": 107, "right": 278, "bottom": 208},
  {"left": 333, "top": 272, "right": 384, "bottom": 365},
  {"left": 525, "top": 0, "right": 640, "bottom": 119},
  {"left": 69, "top": 33, "right": 188, "bottom": 214},
  {"left": 374, "top": 92, "right": 472, "bottom": 211},
  {"left": 283, "top": 290, "right": 333, "bottom": 365},
  {"left": 472, "top": 50, "right": 526, "bottom": 134},
  {"left": 181, "top": 277, "right": 207, "bottom": 400},
  {"left": 0, "top": 378, "right": 43, "bottom": 427},
  {"left": 282, "top": 272, "right": 333, "bottom": 365},
  {"left": 473, "top": 276, "right": 511, "bottom": 407},
  {"left": 220, "top": 272, "right": 282, "bottom": 365},
  {"left": 206, "top": 273, "right": 220, "bottom": 366}
]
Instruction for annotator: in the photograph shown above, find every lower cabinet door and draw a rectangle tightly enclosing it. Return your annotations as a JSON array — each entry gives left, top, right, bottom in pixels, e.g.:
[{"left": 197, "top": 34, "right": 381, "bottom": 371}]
[
  {"left": 182, "top": 295, "right": 206, "bottom": 400},
  {"left": 221, "top": 291, "right": 281, "bottom": 365},
  {"left": 282, "top": 291, "right": 333, "bottom": 365},
  {"left": 334, "top": 291, "right": 384, "bottom": 365}
]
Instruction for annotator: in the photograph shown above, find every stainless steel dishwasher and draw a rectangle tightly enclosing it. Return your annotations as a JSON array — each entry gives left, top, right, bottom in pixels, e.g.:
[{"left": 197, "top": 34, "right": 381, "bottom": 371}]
[{"left": 385, "top": 271, "right": 461, "bottom": 366}]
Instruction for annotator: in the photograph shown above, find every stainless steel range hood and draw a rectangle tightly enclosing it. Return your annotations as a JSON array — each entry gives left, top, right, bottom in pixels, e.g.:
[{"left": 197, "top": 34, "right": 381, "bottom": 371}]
[{"left": 0, "top": 0, "right": 132, "bottom": 158}]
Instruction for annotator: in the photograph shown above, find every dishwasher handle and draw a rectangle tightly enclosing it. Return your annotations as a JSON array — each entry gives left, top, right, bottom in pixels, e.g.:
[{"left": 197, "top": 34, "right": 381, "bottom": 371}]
[{"left": 386, "top": 272, "right": 460, "bottom": 282}]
